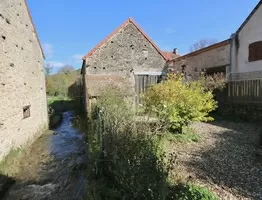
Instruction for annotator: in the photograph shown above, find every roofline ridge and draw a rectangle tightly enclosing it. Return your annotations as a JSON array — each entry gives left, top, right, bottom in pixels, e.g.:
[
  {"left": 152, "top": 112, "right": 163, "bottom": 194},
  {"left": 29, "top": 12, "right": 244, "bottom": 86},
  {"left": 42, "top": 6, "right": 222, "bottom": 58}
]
[{"left": 82, "top": 17, "right": 167, "bottom": 61}]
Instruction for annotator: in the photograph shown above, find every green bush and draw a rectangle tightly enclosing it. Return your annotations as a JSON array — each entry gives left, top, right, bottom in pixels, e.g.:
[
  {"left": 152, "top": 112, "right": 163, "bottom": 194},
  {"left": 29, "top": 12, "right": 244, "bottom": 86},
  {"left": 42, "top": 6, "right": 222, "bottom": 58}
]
[
  {"left": 167, "top": 184, "right": 219, "bottom": 200},
  {"left": 143, "top": 74, "right": 217, "bottom": 133},
  {"left": 86, "top": 88, "right": 176, "bottom": 200}
]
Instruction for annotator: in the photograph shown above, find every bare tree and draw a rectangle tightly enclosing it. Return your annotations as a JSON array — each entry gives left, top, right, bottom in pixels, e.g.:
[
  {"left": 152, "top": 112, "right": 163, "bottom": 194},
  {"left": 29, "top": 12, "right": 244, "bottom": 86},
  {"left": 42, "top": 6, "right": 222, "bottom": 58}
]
[
  {"left": 190, "top": 39, "right": 218, "bottom": 52},
  {"left": 44, "top": 64, "right": 53, "bottom": 76},
  {"left": 57, "top": 65, "right": 74, "bottom": 74}
]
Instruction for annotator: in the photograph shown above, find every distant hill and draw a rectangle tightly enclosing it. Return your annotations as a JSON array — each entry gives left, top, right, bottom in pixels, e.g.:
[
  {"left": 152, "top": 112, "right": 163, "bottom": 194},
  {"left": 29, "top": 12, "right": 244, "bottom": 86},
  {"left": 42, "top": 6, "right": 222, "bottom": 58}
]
[{"left": 46, "top": 69, "right": 81, "bottom": 97}]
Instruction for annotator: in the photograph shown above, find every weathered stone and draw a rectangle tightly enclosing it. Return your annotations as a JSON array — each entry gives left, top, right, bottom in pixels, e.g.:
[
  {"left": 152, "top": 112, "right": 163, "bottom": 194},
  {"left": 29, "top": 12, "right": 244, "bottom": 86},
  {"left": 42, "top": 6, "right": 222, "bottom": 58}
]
[
  {"left": 82, "top": 19, "right": 167, "bottom": 112},
  {"left": 172, "top": 41, "right": 230, "bottom": 75},
  {"left": 0, "top": 0, "right": 48, "bottom": 160}
]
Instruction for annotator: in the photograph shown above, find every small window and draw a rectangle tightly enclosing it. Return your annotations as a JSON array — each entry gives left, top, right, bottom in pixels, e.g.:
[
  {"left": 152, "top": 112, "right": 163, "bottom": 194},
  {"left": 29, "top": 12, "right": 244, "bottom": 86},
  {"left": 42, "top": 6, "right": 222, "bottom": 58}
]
[
  {"left": 181, "top": 65, "right": 186, "bottom": 74},
  {"left": 249, "top": 41, "right": 262, "bottom": 62},
  {"left": 23, "top": 105, "right": 30, "bottom": 119}
]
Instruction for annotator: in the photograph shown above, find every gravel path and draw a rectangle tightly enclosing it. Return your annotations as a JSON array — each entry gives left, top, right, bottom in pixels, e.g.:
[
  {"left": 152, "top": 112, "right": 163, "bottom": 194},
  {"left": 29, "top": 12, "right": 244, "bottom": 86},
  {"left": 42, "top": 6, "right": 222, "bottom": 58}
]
[{"left": 171, "top": 120, "right": 262, "bottom": 200}]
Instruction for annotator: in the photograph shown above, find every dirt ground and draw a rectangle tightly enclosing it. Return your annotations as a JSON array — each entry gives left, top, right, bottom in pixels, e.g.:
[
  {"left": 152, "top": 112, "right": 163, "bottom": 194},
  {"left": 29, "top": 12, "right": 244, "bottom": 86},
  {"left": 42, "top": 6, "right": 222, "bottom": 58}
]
[{"left": 170, "top": 120, "right": 262, "bottom": 200}]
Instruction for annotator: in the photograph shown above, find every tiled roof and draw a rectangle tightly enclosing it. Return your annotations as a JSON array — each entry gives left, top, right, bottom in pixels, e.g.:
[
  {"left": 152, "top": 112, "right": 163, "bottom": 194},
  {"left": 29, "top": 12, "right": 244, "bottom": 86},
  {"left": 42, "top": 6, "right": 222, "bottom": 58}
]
[
  {"left": 161, "top": 51, "right": 180, "bottom": 61},
  {"left": 24, "top": 0, "right": 45, "bottom": 59},
  {"left": 82, "top": 17, "right": 167, "bottom": 61}
]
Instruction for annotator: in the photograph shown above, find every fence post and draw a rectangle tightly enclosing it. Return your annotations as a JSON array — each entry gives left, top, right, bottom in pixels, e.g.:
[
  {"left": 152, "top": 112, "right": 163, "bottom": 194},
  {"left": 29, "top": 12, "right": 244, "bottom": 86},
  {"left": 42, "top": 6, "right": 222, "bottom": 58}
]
[{"left": 98, "top": 108, "right": 105, "bottom": 178}]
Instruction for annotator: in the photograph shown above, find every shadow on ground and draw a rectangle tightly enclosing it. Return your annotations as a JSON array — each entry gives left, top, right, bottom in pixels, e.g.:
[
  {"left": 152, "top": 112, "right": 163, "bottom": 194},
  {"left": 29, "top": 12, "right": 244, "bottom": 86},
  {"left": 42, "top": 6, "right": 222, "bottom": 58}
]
[{"left": 186, "top": 119, "right": 262, "bottom": 199}]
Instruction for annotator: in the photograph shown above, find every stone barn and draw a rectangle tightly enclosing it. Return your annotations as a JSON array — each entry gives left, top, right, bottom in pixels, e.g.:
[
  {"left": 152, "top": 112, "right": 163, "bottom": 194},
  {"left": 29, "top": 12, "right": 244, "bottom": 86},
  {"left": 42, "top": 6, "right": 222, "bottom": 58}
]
[
  {"left": 170, "top": 39, "right": 230, "bottom": 80},
  {"left": 81, "top": 18, "right": 179, "bottom": 113},
  {"left": 0, "top": 0, "right": 48, "bottom": 160}
]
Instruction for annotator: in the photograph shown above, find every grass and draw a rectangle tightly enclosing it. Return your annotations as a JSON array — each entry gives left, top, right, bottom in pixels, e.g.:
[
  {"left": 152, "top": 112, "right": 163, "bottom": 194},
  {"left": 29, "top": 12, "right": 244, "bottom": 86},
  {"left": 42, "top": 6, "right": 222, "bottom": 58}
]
[
  {"left": 158, "top": 127, "right": 201, "bottom": 145},
  {"left": 47, "top": 96, "right": 70, "bottom": 105},
  {"left": 167, "top": 183, "right": 219, "bottom": 200},
  {"left": 0, "top": 148, "right": 23, "bottom": 176}
]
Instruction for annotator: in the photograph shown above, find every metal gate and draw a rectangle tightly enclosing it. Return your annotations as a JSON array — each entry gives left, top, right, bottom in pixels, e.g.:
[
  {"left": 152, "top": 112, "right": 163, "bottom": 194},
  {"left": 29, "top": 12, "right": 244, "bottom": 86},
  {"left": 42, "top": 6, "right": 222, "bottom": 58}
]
[{"left": 134, "top": 72, "right": 163, "bottom": 106}]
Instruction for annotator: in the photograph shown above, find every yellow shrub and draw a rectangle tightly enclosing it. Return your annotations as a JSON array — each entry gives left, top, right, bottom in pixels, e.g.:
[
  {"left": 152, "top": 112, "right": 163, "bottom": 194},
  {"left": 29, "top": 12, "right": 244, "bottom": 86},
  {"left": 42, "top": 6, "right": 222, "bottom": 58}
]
[{"left": 143, "top": 74, "right": 217, "bottom": 132}]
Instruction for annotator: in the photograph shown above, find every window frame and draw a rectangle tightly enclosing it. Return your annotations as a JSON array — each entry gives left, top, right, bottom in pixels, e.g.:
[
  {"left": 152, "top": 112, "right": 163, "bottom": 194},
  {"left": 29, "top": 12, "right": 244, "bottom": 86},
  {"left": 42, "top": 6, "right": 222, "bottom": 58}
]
[{"left": 248, "top": 41, "right": 262, "bottom": 62}]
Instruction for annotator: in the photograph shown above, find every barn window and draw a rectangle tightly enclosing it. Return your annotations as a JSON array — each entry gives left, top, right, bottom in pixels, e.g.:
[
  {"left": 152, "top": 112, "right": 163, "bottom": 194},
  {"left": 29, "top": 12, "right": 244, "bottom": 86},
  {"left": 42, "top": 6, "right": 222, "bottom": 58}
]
[
  {"left": 23, "top": 105, "right": 30, "bottom": 119},
  {"left": 249, "top": 41, "right": 262, "bottom": 62},
  {"left": 181, "top": 65, "right": 186, "bottom": 73}
]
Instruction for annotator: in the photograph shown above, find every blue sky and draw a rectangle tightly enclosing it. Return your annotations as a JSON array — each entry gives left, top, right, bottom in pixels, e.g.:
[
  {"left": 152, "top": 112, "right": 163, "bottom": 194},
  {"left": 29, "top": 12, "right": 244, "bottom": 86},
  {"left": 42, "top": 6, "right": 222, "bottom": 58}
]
[{"left": 27, "top": 0, "right": 259, "bottom": 72}]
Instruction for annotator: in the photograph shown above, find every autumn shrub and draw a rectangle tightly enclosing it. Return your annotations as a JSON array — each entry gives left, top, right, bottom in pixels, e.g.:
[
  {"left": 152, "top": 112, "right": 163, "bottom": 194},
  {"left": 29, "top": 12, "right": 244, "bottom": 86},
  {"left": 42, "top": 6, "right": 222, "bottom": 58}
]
[
  {"left": 201, "top": 72, "right": 226, "bottom": 92},
  {"left": 143, "top": 74, "right": 217, "bottom": 133}
]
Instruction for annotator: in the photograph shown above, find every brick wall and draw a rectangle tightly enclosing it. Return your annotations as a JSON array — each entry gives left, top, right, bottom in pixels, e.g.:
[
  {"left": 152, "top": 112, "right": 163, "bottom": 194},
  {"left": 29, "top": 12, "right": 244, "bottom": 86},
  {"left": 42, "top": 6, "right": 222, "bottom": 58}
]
[{"left": 0, "top": 0, "right": 48, "bottom": 160}]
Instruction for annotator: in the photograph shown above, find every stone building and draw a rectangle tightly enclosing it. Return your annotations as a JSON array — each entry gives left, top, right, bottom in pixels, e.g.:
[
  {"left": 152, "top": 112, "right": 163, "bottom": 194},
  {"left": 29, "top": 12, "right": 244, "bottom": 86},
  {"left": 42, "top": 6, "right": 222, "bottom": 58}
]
[
  {"left": 81, "top": 18, "right": 178, "bottom": 112},
  {"left": 0, "top": 0, "right": 48, "bottom": 160},
  {"left": 230, "top": 0, "right": 262, "bottom": 81},
  {"left": 170, "top": 39, "right": 230, "bottom": 79}
]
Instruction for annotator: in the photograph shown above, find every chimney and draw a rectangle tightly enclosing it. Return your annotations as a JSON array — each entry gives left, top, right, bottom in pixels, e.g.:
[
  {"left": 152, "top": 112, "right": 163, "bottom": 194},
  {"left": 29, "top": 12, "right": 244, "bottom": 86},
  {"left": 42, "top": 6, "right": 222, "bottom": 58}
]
[{"left": 173, "top": 48, "right": 178, "bottom": 54}]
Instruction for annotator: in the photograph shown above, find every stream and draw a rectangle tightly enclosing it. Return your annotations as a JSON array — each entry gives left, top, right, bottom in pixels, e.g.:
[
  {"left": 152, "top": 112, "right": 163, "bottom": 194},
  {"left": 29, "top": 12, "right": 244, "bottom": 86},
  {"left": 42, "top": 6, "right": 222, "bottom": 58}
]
[{"left": 3, "top": 111, "right": 88, "bottom": 200}]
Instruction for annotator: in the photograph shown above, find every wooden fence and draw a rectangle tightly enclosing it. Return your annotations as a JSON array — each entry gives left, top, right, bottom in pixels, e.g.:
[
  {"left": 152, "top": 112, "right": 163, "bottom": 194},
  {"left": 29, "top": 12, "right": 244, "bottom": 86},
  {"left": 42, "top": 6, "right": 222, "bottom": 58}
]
[{"left": 216, "top": 79, "right": 262, "bottom": 104}]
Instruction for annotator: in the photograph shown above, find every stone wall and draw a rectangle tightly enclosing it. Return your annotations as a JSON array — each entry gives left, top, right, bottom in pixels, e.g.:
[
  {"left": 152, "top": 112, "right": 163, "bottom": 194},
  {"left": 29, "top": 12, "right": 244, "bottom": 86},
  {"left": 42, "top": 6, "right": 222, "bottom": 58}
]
[
  {"left": 85, "top": 22, "right": 166, "bottom": 75},
  {"left": 0, "top": 0, "right": 48, "bottom": 160},
  {"left": 83, "top": 21, "right": 166, "bottom": 112},
  {"left": 171, "top": 41, "right": 230, "bottom": 76}
]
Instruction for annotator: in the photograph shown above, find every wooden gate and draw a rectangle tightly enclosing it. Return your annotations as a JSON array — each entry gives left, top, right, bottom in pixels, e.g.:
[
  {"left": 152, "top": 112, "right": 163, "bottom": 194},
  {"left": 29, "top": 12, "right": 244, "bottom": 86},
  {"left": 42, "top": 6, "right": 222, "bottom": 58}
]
[{"left": 134, "top": 72, "right": 163, "bottom": 106}]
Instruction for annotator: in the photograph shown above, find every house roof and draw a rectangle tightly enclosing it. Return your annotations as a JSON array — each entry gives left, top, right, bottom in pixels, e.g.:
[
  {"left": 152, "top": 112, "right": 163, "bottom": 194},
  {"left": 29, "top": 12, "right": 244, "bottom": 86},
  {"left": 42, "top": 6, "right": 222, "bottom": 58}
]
[
  {"left": 172, "top": 39, "right": 230, "bottom": 62},
  {"left": 24, "top": 0, "right": 45, "bottom": 59},
  {"left": 236, "top": 0, "right": 262, "bottom": 34},
  {"left": 82, "top": 17, "right": 167, "bottom": 61},
  {"left": 161, "top": 51, "right": 180, "bottom": 61}
]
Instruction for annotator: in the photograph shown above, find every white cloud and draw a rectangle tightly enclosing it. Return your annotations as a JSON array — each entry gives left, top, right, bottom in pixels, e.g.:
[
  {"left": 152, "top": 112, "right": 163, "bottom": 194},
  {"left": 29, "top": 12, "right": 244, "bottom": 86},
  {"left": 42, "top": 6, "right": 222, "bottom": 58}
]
[
  {"left": 47, "top": 61, "right": 65, "bottom": 68},
  {"left": 165, "top": 27, "right": 176, "bottom": 34},
  {"left": 42, "top": 43, "right": 53, "bottom": 59},
  {"left": 71, "top": 54, "right": 84, "bottom": 63}
]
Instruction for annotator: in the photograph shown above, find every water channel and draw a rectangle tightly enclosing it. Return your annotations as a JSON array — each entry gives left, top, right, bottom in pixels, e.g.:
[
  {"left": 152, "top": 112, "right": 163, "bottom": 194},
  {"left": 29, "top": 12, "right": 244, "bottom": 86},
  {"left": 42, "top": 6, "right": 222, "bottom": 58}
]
[{"left": 2, "top": 111, "right": 88, "bottom": 200}]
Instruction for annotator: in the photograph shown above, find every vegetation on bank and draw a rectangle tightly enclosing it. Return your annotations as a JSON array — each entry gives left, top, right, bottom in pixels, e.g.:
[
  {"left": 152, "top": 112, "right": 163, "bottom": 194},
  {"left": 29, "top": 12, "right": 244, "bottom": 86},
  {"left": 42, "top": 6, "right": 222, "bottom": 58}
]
[
  {"left": 47, "top": 96, "right": 70, "bottom": 105},
  {"left": 0, "top": 148, "right": 24, "bottom": 176},
  {"left": 85, "top": 86, "right": 219, "bottom": 199}
]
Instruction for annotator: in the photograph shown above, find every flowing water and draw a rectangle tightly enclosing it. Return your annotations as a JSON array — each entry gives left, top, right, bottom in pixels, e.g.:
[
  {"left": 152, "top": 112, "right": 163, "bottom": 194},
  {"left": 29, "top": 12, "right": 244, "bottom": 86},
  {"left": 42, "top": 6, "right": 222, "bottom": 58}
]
[{"left": 3, "top": 111, "right": 88, "bottom": 200}]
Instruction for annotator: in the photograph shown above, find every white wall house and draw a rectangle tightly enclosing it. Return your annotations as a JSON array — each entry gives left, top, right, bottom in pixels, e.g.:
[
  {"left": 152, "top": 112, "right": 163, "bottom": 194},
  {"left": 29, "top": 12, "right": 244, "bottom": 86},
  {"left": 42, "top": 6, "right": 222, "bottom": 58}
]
[{"left": 230, "top": 0, "right": 262, "bottom": 81}]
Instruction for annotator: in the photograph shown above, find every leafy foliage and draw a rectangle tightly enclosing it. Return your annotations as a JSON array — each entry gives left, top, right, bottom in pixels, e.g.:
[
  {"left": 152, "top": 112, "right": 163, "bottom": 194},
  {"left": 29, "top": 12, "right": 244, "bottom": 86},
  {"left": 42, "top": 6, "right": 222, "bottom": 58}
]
[
  {"left": 46, "top": 69, "right": 81, "bottom": 96},
  {"left": 57, "top": 65, "right": 74, "bottom": 74},
  {"left": 86, "top": 88, "right": 176, "bottom": 199},
  {"left": 143, "top": 74, "right": 217, "bottom": 133}
]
